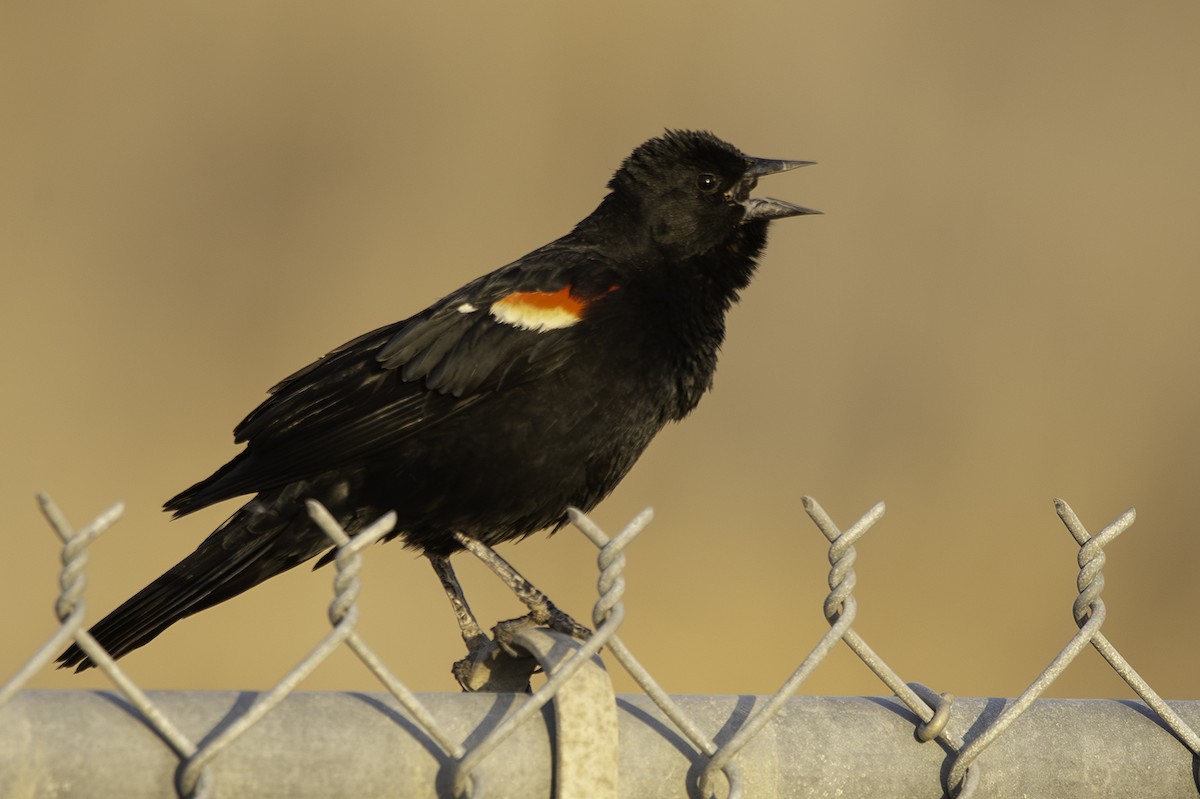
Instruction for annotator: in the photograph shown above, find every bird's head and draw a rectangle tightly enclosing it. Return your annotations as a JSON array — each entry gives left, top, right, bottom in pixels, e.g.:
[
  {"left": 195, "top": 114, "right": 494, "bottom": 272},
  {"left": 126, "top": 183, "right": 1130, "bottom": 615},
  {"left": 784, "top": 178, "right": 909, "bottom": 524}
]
[{"left": 603, "top": 129, "right": 818, "bottom": 257}]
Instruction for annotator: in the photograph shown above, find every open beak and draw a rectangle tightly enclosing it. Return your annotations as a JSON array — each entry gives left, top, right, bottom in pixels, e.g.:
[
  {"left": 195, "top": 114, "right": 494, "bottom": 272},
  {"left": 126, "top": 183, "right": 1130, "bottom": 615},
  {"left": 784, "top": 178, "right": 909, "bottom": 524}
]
[
  {"left": 746, "top": 157, "right": 815, "bottom": 178},
  {"left": 740, "top": 156, "right": 820, "bottom": 221}
]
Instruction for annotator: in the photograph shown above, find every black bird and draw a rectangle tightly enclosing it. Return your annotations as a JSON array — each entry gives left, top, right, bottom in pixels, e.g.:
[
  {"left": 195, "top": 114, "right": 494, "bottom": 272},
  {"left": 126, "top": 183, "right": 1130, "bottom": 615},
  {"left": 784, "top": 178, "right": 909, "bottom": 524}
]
[{"left": 59, "top": 130, "right": 816, "bottom": 679}]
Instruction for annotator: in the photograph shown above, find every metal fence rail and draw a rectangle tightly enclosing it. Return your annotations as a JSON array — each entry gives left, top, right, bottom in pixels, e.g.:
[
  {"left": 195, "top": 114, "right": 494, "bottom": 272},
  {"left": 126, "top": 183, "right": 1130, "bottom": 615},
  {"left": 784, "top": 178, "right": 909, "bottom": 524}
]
[
  {"left": 2, "top": 495, "right": 1198, "bottom": 798},
  {"left": 5, "top": 691, "right": 1199, "bottom": 798}
]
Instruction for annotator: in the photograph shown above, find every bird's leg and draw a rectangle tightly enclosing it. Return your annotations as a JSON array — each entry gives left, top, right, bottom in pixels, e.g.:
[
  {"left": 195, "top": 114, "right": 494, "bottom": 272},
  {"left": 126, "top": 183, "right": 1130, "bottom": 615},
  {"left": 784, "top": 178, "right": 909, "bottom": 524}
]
[
  {"left": 453, "top": 533, "right": 592, "bottom": 654},
  {"left": 429, "top": 551, "right": 540, "bottom": 692},
  {"left": 427, "top": 553, "right": 489, "bottom": 653}
]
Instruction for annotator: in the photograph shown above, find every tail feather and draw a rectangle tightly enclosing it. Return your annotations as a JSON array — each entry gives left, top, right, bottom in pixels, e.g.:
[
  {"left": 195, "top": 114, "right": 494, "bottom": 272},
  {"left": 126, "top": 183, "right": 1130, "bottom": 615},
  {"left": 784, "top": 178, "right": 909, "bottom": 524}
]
[
  {"left": 57, "top": 498, "right": 330, "bottom": 671},
  {"left": 163, "top": 451, "right": 254, "bottom": 518}
]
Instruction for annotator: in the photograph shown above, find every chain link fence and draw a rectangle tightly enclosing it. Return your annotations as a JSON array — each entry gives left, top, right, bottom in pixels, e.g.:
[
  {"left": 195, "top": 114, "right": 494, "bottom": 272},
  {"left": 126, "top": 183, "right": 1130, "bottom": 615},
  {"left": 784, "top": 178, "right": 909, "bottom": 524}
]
[{"left": 2, "top": 494, "right": 1198, "bottom": 798}]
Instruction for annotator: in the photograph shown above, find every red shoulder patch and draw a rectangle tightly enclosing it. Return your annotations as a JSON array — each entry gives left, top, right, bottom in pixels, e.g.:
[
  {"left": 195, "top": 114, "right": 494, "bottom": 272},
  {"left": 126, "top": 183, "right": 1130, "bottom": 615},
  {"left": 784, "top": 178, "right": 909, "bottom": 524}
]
[{"left": 489, "top": 287, "right": 588, "bottom": 331}]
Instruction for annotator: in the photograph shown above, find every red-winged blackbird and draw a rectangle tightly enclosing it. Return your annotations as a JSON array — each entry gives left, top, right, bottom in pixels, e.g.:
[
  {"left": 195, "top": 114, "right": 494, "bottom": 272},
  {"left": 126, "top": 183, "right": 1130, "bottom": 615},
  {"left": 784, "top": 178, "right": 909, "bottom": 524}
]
[{"left": 59, "top": 130, "right": 816, "bottom": 674}]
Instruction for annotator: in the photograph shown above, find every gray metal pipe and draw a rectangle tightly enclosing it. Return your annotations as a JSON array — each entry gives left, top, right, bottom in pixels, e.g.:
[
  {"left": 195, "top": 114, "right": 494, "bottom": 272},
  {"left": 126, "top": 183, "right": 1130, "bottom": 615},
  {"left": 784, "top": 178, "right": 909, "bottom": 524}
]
[{"left": 2, "top": 691, "right": 1198, "bottom": 798}]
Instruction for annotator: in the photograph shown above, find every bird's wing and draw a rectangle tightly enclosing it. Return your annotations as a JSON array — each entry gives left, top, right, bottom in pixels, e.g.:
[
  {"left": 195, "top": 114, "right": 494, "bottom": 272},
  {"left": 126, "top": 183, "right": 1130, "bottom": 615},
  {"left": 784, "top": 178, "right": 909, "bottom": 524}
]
[{"left": 167, "top": 255, "right": 618, "bottom": 512}]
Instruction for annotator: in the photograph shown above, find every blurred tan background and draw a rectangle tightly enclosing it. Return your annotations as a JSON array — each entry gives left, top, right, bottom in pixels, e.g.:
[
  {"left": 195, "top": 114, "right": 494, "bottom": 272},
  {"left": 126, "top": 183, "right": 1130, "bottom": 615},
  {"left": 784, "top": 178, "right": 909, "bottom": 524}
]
[{"left": 3, "top": 2, "right": 1198, "bottom": 700}]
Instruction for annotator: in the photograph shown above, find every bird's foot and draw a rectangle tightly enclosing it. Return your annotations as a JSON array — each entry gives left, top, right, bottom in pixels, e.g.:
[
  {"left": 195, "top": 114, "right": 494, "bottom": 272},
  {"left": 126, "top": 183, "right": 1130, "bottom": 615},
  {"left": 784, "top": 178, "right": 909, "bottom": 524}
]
[
  {"left": 493, "top": 604, "right": 592, "bottom": 657},
  {"left": 451, "top": 603, "right": 592, "bottom": 691},
  {"left": 452, "top": 635, "right": 538, "bottom": 693}
]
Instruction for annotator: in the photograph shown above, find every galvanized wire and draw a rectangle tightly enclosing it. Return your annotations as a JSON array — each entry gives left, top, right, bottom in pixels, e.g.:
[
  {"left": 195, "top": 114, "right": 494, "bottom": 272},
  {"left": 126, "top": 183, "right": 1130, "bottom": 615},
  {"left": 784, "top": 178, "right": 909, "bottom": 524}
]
[
  {"left": 448, "top": 508, "right": 650, "bottom": 798},
  {"left": 0, "top": 497, "right": 207, "bottom": 772},
  {"left": 697, "top": 499, "right": 879, "bottom": 796},
  {"left": 175, "top": 505, "right": 399, "bottom": 798},
  {"left": 2, "top": 493, "right": 1197, "bottom": 798},
  {"left": 570, "top": 508, "right": 748, "bottom": 799},
  {"left": 945, "top": 499, "right": 1200, "bottom": 796},
  {"left": 0, "top": 495, "right": 123, "bottom": 708},
  {"left": 1055, "top": 500, "right": 1200, "bottom": 757}
]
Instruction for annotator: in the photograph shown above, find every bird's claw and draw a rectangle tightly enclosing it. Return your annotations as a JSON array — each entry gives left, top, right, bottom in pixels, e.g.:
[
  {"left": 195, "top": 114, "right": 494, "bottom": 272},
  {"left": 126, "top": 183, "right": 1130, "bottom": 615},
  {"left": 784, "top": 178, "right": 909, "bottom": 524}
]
[
  {"left": 452, "top": 635, "right": 538, "bottom": 692},
  {"left": 546, "top": 608, "right": 593, "bottom": 642},
  {"left": 451, "top": 605, "right": 593, "bottom": 691},
  {"left": 493, "top": 607, "right": 592, "bottom": 656}
]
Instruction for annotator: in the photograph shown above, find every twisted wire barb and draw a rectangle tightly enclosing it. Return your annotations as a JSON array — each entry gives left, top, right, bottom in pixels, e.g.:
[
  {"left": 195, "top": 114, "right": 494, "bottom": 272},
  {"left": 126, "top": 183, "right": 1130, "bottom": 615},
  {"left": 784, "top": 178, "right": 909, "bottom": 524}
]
[
  {"left": 0, "top": 495, "right": 123, "bottom": 708},
  {"left": 569, "top": 508, "right": 750, "bottom": 799},
  {"left": 1056, "top": 501, "right": 1200, "bottom": 759},
  {"left": 305, "top": 502, "right": 468, "bottom": 763},
  {"left": 450, "top": 507, "right": 652, "bottom": 798},
  {"left": 696, "top": 498, "right": 882, "bottom": 796},
  {"left": 176, "top": 504, "right": 397, "bottom": 797},
  {"left": 945, "top": 499, "right": 1180, "bottom": 795},
  {"left": 804, "top": 498, "right": 934, "bottom": 709},
  {"left": 0, "top": 495, "right": 213, "bottom": 795},
  {"left": 801, "top": 497, "right": 980, "bottom": 799}
]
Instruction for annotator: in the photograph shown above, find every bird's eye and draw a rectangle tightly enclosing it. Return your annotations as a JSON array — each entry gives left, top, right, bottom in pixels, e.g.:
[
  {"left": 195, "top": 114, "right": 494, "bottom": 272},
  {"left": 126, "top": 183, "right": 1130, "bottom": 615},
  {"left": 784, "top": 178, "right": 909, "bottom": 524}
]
[{"left": 697, "top": 173, "right": 719, "bottom": 193}]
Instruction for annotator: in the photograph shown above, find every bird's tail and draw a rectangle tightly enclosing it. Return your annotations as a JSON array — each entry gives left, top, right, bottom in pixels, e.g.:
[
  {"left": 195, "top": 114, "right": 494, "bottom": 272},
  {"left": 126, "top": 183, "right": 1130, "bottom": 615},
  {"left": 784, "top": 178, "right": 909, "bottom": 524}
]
[{"left": 57, "top": 492, "right": 334, "bottom": 671}]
